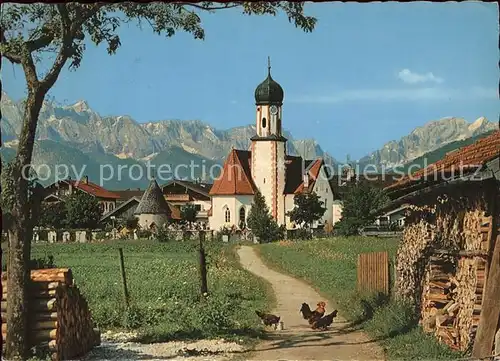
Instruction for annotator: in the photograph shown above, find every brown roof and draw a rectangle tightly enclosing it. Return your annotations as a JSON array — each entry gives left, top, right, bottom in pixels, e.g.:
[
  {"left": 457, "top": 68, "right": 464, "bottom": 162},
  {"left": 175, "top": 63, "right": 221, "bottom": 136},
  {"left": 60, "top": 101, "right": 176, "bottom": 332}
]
[
  {"left": 293, "top": 158, "right": 323, "bottom": 194},
  {"left": 161, "top": 179, "right": 212, "bottom": 197},
  {"left": 112, "top": 189, "right": 144, "bottom": 201},
  {"left": 66, "top": 179, "right": 121, "bottom": 199},
  {"left": 209, "top": 149, "right": 329, "bottom": 196},
  {"left": 386, "top": 130, "right": 500, "bottom": 192},
  {"left": 209, "top": 149, "right": 256, "bottom": 195}
]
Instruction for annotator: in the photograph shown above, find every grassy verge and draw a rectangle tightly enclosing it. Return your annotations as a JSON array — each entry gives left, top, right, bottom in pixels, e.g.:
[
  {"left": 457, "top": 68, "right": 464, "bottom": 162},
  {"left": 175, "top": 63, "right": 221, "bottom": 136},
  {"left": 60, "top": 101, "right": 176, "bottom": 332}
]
[
  {"left": 26, "top": 239, "right": 272, "bottom": 344},
  {"left": 258, "top": 237, "right": 463, "bottom": 360}
]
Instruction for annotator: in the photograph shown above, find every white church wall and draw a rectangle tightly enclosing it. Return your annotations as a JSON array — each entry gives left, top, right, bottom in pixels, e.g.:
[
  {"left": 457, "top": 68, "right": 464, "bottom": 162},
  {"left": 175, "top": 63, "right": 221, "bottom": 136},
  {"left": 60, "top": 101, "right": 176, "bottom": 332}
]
[
  {"left": 312, "top": 166, "right": 335, "bottom": 227},
  {"left": 276, "top": 142, "right": 287, "bottom": 225},
  {"left": 332, "top": 200, "right": 343, "bottom": 225},
  {"left": 284, "top": 194, "right": 296, "bottom": 229},
  {"left": 252, "top": 141, "right": 275, "bottom": 215},
  {"left": 209, "top": 195, "right": 252, "bottom": 231}
]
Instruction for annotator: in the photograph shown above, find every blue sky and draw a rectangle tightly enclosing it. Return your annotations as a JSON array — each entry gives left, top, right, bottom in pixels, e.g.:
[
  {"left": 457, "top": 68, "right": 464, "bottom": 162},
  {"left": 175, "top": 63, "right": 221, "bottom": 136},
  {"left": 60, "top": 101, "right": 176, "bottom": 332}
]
[{"left": 3, "top": 2, "right": 498, "bottom": 160}]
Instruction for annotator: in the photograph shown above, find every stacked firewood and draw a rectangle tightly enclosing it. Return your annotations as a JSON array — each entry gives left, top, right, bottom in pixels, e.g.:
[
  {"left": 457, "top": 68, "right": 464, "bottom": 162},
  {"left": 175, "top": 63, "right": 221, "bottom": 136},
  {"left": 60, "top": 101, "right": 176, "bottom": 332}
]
[
  {"left": 395, "top": 218, "right": 436, "bottom": 302},
  {"left": 1, "top": 268, "right": 100, "bottom": 361},
  {"left": 420, "top": 255, "right": 486, "bottom": 351}
]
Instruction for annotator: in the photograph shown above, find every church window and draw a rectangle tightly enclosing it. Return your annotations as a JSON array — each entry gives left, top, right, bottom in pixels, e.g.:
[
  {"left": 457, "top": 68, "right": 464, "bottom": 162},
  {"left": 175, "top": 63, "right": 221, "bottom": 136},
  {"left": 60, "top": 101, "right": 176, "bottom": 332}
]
[
  {"left": 239, "top": 207, "right": 246, "bottom": 227},
  {"left": 262, "top": 117, "right": 267, "bottom": 128},
  {"left": 224, "top": 208, "right": 231, "bottom": 223},
  {"left": 263, "top": 178, "right": 266, "bottom": 184}
]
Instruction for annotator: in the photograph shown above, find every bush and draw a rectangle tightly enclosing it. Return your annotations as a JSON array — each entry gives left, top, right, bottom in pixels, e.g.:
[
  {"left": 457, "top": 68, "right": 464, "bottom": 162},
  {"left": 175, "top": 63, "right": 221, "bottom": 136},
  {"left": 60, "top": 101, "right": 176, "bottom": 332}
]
[
  {"left": 30, "top": 255, "right": 56, "bottom": 270},
  {"left": 294, "top": 228, "right": 312, "bottom": 240},
  {"left": 156, "top": 228, "right": 172, "bottom": 243},
  {"left": 365, "top": 298, "right": 418, "bottom": 339},
  {"left": 136, "top": 229, "right": 152, "bottom": 239}
]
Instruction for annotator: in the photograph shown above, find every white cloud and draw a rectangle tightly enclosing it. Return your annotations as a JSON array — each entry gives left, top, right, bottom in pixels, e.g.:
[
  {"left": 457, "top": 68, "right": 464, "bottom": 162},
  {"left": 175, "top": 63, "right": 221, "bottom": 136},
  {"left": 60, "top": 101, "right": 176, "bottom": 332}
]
[
  {"left": 397, "top": 69, "right": 444, "bottom": 84},
  {"left": 289, "top": 86, "right": 497, "bottom": 104}
]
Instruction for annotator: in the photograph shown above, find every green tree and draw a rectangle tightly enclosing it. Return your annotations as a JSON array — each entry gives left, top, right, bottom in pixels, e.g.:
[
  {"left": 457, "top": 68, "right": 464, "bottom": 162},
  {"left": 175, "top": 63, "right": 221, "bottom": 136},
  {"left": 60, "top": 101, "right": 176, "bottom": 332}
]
[
  {"left": 1, "top": 3, "right": 315, "bottom": 357},
  {"left": 64, "top": 192, "right": 101, "bottom": 229},
  {"left": 335, "top": 183, "right": 390, "bottom": 236},
  {"left": 180, "top": 204, "right": 198, "bottom": 227},
  {"left": 287, "top": 192, "right": 326, "bottom": 230},
  {"left": 247, "top": 190, "right": 283, "bottom": 243},
  {"left": 38, "top": 202, "right": 67, "bottom": 229}
]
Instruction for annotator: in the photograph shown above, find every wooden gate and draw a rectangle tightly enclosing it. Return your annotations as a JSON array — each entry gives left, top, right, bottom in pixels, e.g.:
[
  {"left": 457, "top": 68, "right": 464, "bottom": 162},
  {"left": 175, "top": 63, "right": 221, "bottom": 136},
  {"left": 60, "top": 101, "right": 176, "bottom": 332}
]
[{"left": 357, "top": 251, "right": 389, "bottom": 294}]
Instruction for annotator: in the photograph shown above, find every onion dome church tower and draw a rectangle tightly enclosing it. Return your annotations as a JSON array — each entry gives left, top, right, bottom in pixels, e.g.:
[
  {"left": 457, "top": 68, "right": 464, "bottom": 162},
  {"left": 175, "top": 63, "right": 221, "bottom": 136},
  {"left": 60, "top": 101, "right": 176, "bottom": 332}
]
[{"left": 250, "top": 57, "right": 287, "bottom": 224}]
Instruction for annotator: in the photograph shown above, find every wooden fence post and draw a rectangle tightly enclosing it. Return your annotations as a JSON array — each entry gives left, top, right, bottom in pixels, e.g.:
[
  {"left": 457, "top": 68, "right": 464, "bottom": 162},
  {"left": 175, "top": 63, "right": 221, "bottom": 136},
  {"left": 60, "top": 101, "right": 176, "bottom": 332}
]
[
  {"left": 118, "top": 248, "right": 130, "bottom": 308},
  {"left": 199, "top": 232, "right": 208, "bottom": 296}
]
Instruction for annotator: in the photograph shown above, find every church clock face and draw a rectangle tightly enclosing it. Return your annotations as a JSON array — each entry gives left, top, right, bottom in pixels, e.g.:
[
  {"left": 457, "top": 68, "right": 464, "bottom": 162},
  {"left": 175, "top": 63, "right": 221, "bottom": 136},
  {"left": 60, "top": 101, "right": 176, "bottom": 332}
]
[{"left": 269, "top": 105, "right": 278, "bottom": 115}]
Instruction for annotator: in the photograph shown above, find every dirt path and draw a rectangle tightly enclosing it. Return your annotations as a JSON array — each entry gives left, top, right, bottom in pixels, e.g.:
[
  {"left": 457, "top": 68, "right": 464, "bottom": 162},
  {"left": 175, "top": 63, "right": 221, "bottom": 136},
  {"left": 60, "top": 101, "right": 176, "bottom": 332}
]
[{"left": 237, "top": 245, "right": 385, "bottom": 361}]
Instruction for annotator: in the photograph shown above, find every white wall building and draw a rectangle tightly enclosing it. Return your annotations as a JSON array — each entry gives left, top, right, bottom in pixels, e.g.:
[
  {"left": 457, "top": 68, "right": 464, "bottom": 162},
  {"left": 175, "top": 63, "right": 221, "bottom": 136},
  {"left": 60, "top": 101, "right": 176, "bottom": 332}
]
[{"left": 208, "top": 59, "right": 335, "bottom": 231}]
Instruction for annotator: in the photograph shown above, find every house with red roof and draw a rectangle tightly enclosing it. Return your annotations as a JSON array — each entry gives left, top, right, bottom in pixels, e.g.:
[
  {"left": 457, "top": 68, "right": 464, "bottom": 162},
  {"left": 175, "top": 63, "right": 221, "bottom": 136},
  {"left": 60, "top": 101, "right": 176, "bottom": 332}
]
[
  {"left": 208, "top": 61, "right": 336, "bottom": 231},
  {"left": 44, "top": 176, "right": 121, "bottom": 214}
]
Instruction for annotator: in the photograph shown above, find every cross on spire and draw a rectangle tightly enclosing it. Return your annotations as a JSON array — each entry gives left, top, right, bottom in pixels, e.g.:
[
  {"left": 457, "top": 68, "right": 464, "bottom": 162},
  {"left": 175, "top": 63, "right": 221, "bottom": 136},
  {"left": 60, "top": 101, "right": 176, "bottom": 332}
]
[{"left": 267, "top": 56, "right": 271, "bottom": 76}]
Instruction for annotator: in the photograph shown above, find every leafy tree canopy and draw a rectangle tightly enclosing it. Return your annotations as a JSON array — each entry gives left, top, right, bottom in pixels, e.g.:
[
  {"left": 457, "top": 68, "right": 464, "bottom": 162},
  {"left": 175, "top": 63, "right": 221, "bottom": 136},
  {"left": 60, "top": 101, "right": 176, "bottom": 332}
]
[
  {"left": 38, "top": 202, "right": 67, "bottom": 229},
  {"left": 181, "top": 203, "right": 198, "bottom": 225},
  {"left": 287, "top": 192, "right": 326, "bottom": 229},
  {"left": 1, "top": 3, "right": 315, "bottom": 84},
  {"left": 247, "top": 190, "right": 283, "bottom": 243},
  {"left": 335, "top": 183, "right": 390, "bottom": 236},
  {"left": 64, "top": 191, "right": 102, "bottom": 229}
]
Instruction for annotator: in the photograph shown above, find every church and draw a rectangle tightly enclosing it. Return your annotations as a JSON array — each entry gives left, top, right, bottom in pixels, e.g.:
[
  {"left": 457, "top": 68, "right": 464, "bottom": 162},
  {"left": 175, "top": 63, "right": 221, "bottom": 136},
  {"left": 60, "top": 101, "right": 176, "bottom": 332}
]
[{"left": 208, "top": 60, "right": 335, "bottom": 231}]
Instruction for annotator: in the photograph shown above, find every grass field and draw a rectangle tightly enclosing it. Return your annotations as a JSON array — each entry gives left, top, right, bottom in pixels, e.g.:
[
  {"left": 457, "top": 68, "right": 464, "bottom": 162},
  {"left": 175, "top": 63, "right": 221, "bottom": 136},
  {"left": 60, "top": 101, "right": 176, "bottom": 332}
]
[
  {"left": 258, "top": 237, "right": 463, "bottom": 360},
  {"left": 26, "top": 239, "right": 272, "bottom": 344}
]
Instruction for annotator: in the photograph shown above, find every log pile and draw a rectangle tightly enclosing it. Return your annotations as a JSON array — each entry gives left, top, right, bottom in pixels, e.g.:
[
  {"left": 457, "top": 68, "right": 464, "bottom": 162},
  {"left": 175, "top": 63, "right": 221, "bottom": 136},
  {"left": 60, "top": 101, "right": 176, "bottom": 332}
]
[
  {"left": 395, "top": 217, "right": 436, "bottom": 303},
  {"left": 1, "top": 268, "right": 100, "bottom": 361},
  {"left": 420, "top": 255, "right": 487, "bottom": 351}
]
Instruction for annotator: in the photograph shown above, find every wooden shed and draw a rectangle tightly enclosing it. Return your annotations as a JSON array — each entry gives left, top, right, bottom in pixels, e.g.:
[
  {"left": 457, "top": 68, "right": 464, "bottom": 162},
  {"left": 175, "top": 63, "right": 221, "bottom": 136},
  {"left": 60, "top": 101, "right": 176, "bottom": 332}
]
[{"left": 383, "top": 130, "right": 500, "bottom": 356}]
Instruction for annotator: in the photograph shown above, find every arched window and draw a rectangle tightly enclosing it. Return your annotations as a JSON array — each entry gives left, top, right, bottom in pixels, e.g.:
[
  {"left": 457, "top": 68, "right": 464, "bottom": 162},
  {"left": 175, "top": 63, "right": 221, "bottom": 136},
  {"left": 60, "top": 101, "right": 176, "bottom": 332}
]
[
  {"left": 262, "top": 117, "right": 267, "bottom": 128},
  {"left": 224, "top": 207, "right": 231, "bottom": 223},
  {"left": 239, "top": 207, "right": 246, "bottom": 228}
]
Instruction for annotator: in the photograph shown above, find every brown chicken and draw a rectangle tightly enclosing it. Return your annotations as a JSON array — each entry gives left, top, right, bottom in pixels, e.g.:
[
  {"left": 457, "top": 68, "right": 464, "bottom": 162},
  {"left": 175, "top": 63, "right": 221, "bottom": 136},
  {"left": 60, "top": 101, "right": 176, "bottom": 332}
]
[
  {"left": 312, "top": 309, "right": 338, "bottom": 330},
  {"left": 255, "top": 310, "right": 281, "bottom": 329},
  {"left": 300, "top": 302, "right": 326, "bottom": 325}
]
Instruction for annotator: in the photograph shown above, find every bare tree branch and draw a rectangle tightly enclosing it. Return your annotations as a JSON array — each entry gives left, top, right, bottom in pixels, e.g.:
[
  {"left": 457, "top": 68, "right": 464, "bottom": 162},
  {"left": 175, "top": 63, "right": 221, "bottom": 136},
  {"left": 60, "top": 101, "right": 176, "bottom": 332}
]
[
  {"left": 39, "top": 3, "right": 72, "bottom": 91},
  {"left": 175, "top": 2, "right": 242, "bottom": 11}
]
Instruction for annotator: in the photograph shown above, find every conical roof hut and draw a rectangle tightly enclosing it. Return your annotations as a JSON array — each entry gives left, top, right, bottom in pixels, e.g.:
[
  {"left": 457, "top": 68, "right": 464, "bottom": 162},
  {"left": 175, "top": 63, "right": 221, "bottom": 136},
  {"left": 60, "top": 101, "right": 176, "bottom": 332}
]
[{"left": 135, "top": 178, "right": 171, "bottom": 216}]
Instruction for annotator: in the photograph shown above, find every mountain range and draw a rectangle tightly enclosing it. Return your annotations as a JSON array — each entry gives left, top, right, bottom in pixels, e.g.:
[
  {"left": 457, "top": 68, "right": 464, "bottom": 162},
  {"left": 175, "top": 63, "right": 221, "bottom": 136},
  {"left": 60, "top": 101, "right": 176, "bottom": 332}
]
[{"left": 1, "top": 91, "right": 497, "bottom": 189}]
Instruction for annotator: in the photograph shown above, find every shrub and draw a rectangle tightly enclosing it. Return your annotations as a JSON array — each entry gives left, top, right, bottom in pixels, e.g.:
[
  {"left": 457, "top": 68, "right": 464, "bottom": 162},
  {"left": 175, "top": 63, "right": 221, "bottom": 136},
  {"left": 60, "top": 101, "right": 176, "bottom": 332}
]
[
  {"left": 30, "top": 255, "right": 56, "bottom": 270},
  {"left": 156, "top": 228, "right": 172, "bottom": 243},
  {"left": 136, "top": 229, "right": 152, "bottom": 239},
  {"left": 365, "top": 298, "right": 418, "bottom": 339}
]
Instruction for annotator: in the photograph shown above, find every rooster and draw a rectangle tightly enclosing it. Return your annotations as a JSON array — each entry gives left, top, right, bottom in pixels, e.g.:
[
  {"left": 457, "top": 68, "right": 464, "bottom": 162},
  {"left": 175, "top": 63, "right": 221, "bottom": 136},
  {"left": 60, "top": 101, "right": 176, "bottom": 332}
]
[
  {"left": 300, "top": 302, "right": 326, "bottom": 325},
  {"left": 255, "top": 310, "right": 281, "bottom": 330},
  {"left": 312, "top": 309, "right": 338, "bottom": 330},
  {"left": 300, "top": 303, "right": 313, "bottom": 320}
]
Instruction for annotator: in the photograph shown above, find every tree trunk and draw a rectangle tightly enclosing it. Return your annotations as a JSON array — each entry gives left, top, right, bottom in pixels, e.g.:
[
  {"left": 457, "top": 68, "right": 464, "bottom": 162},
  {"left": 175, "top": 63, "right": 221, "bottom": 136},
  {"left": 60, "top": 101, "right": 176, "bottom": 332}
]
[
  {"left": 199, "top": 232, "right": 208, "bottom": 296},
  {"left": 5, "top": 89, "right": 45, "bottom": 360}
]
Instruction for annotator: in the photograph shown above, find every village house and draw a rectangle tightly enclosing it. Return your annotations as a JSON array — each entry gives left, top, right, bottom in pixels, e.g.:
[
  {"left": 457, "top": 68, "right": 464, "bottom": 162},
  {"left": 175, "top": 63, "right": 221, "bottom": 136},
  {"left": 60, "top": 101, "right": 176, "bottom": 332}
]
[
  {"left": 208, "top": 60, "right": 335, "bottom": 231},
  {"left": 161, "top": 179, "right": 212, "bottom": 227},
  {"left": 382, "top": 130, "right": 500, "bottom": 357},
  {"left": 44, "top": 176, "right": 120, "bottom": 214},
  {"left": 328, "top": 165, "right": 403, "bottom": 227},
  {"left": 100, "top": 179, "right": 181, "bottom": 228}
]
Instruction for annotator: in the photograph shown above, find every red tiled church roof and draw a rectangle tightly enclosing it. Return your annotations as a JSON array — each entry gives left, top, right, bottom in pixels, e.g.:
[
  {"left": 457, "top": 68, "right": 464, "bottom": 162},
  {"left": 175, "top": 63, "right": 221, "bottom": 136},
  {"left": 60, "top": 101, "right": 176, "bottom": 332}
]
[
  {"left": 209, "top": 149, "right": 256, "bottom": 195},
  {"left": 67, "top": 180, "right": 121, "bottom": 199},
  {"left": 209, "top": 149, "right": 327, "bottom": 196},
  {"left": 293, "top": 158, "right": 323, "bottom": 194},
  {"left": 386, "top": 130, "right": 500, "bottom": 191}
]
